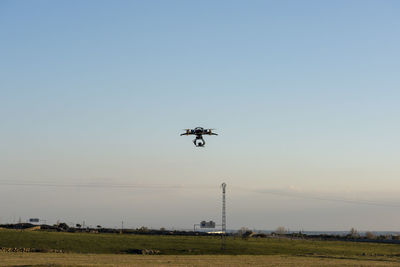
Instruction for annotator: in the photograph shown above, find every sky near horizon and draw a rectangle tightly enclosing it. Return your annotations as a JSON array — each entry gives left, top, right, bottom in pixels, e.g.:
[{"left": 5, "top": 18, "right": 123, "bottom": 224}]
[{"left": 1, "top": 0, "right": 400, "bottom": 230}]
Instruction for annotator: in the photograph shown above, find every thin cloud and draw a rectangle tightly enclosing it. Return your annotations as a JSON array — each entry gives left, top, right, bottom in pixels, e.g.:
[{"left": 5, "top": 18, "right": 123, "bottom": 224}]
[{"left": 238, "top": 187, "right": 400, "bottom": 208}]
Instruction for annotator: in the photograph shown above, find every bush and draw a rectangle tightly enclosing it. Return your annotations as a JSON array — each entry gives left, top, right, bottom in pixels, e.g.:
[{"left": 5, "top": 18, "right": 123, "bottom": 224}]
[
  {"left": 137, "top": 226, "right": 149, "bottom": 232},
  {"left": 236, "top": 227, "right": 254, "bottom": 240},
  {"left": 57, "top": 223, "right": 69, "bottom": 231},
  {"left": 365, "top": 231, "right": 376, "bottom": 239}
]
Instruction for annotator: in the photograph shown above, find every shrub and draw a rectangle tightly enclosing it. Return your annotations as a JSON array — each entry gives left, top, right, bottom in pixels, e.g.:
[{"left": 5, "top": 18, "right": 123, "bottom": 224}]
[{"left": 365, "top": 231, "right": 376, "bottom": 239}]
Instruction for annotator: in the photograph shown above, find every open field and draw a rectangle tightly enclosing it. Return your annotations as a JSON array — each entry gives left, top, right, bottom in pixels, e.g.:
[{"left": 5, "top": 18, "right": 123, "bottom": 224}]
[
  {"left": 1, "top": 253, "right": 400, "bottom": 267},
  {"left": 1, "top": 229, "right": 400, "bottom": 256},
  {"left": 1, "top": 229, "right": 400, "bottom": 266}
]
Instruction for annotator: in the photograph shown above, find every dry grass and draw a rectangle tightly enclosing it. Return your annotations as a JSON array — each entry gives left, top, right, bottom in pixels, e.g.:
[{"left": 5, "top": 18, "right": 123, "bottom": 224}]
[
  {"left": 1, "top": 230, "right": 400, "bottom": 266},
  {"left": 0, "top": 253, "right": 399, "bottom": 267},
  {"left": 2, "top": 229, "right": 400, "bottom": 258}
]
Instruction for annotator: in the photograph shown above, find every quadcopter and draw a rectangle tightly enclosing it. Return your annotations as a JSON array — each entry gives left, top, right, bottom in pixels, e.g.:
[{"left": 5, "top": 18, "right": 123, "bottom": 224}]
[{"left": 180, "top": 127, "right": 218, "bottom": 147}]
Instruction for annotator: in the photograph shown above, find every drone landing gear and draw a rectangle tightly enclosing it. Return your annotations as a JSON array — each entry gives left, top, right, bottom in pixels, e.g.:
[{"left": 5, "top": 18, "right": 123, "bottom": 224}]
[{"left": 193, "top": 138, "right": 205, "bottom": 147}]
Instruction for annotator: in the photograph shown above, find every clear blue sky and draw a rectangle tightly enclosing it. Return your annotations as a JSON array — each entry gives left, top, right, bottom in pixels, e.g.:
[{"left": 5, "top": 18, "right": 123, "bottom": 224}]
[{"left": 1, "top": 0, "right": 400, "bottom": 230}]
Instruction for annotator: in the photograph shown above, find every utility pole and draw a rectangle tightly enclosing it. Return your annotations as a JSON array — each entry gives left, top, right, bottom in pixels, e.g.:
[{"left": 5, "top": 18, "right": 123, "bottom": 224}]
[{"left": 221, "top": 182, "right": 227, "bottom": 250}]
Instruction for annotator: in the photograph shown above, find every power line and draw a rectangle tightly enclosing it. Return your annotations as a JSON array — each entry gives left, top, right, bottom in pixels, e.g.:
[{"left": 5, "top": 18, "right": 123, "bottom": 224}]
[
  {"left": 0, "top": 180, "right": 399, "bottom": 208},
  {"left": 247, "top": 188, "right": 400, "bottom": 208},
  {"left": 0, "top": 181, "right": 212, "bottom": 189}
]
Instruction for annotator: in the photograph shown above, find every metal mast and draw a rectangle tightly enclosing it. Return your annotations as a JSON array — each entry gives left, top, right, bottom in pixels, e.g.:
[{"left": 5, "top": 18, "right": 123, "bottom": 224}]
[{"left": 221, "top": 182, "right": 227, "bottom": 250}]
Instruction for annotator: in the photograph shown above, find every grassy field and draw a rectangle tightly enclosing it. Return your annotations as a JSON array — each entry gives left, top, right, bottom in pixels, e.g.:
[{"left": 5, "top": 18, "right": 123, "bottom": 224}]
[
  {"left": 1, "top": 229, "right": 400, "bottom": 266},
  {"left": 1, "top": 253, "right": 400, "bottom": 266}
]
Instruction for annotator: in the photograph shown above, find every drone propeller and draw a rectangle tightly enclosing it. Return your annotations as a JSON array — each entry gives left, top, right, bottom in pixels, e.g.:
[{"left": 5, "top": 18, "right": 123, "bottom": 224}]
[{"left": 180, "top": 129, "right": 193, "bottom": 135}]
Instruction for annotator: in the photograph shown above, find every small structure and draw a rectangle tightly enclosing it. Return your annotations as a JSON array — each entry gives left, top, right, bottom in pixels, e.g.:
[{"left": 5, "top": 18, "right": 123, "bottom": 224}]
[
  {"left": 200, "top": 220, "right": 216, "bottom": 228},
  {"left": 194, "top": 220, "right": 216, "bottom": 231}
]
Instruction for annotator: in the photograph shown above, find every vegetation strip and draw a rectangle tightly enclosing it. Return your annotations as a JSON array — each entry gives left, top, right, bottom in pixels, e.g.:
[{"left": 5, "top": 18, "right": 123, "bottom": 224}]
[{"left": 0, "top": 228, "right": 400, "bottom": 263}]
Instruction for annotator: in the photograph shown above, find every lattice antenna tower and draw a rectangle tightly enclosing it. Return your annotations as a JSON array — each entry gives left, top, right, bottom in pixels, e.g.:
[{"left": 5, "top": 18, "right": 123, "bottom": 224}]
[{"left": 221, "top": 182, "right": 227, "bottom": 250}]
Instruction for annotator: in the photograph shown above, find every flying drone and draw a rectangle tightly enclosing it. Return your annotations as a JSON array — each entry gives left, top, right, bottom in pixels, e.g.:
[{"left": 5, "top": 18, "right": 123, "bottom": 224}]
[{"left": 180, "top": 127, "right": 218, "bottom": 147}]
